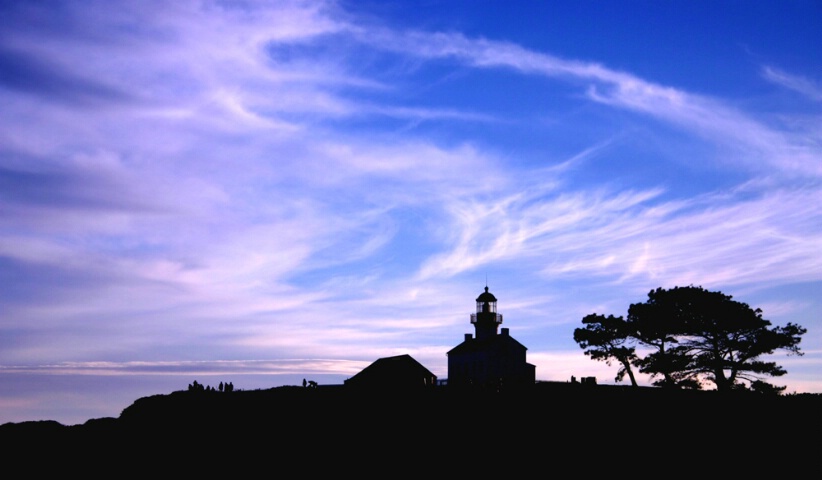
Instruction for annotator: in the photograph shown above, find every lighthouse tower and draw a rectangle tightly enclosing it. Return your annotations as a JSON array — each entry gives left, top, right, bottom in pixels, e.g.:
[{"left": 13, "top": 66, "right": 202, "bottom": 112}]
[{"left": 471, "top": 286, "right": 503, "bottom": 340}]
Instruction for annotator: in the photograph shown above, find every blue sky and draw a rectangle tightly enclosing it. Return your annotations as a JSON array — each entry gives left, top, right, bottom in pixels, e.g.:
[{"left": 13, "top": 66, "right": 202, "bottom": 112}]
[{"left": 1, "top": 0, "right": 820, "bottom": 425}]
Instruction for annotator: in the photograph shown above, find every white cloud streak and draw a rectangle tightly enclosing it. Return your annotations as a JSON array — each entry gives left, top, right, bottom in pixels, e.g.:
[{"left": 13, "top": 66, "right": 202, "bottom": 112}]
[
  {"left": 762, "top": 66, "right": 822, "bottom": 102},
  {"left": 362, "top": 30, "right": 822, "bottom": 179}
]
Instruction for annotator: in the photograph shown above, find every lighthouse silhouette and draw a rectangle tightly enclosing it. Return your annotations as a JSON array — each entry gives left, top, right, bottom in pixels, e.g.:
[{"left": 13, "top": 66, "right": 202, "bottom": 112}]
[{"left": 446, "top": 286, "right": 536, "bottom": 390}]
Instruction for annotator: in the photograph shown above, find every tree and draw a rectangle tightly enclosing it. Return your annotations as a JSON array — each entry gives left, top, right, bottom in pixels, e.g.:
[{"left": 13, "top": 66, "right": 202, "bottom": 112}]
[
  {"left": 626, "top": 286, "right": 703, "bottom": 389},
  {"left": 573, "top": 314, "right": 639, "bottom": 386},
  {"left": 574, "top": 286, "right": 807, "bottom": 393}
]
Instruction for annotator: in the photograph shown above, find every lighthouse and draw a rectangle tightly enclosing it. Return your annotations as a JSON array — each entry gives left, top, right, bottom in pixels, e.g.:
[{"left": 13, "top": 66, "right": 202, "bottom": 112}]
[{"left": 447, "top": 286, "right": 536, "bottom": 390}]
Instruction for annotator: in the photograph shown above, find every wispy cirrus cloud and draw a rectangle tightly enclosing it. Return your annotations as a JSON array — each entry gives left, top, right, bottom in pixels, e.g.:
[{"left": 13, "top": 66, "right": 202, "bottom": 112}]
[
  {"left": 2, "top": 0, "right": 817, "bottom": 316},
  {"left": 418, "top": 166, "right": 822, "bottom": 290},
  {"left": 762, "top": 66, "right": 822, "bottom": 102},
  {"left": 358, "top": 29, "right": 822, "bottom": 179}
]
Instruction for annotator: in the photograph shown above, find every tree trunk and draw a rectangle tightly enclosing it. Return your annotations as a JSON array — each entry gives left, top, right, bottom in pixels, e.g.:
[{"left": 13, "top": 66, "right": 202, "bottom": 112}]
[{"left": 621, "top": 359, "right": 639, "bottom": 387}]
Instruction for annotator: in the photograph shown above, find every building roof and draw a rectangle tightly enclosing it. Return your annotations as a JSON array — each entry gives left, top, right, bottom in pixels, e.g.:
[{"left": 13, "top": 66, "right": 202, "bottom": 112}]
[
  {"left": 446, "top": 332, "right": 527, "bottom": 356},
  {"left": 344, "top": 354, "right": 437, "bottom": 388}
]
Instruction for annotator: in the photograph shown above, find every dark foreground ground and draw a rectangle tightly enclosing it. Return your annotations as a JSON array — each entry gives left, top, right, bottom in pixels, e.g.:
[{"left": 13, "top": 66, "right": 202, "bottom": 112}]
[{"left": 3, "top": 382, "right": 820, "bottom": 473}]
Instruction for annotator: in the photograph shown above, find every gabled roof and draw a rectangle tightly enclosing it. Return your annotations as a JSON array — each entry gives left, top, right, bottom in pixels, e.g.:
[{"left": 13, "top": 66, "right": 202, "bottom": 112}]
[{"left": 345, "top": 354, "right": 437, "bottom": 388}]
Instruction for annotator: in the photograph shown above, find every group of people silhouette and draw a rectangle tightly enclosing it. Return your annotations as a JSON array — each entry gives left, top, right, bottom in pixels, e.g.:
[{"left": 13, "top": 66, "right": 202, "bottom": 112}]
[
  {"left": 302, "top": 378, "right": 317, "bottom": 388},
  {"left": 188, "top": 380, "right": 234, "bottom": 392}
]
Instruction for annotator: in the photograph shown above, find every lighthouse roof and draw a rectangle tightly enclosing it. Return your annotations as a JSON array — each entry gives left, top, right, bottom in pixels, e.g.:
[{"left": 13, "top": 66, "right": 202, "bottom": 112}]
[{"left": 476, "top": 286, "right": 497, "bottom": 303}]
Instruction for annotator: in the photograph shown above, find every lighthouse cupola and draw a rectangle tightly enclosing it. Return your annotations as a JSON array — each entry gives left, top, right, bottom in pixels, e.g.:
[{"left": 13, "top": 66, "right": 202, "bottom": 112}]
[{"left": 470, "top": 286, "right": 503, "bottom": 340}]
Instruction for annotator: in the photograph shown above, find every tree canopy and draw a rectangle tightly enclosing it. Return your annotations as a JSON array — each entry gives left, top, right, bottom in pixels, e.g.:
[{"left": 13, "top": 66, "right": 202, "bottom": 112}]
[{"left": 573, "top": 286, "right": 807, "bottom": 393}]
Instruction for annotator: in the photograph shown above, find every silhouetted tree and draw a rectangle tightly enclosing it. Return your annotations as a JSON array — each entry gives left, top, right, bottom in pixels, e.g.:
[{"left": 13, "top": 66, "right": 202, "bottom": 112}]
[
  {"left": 573, "top": 314, "right": 639, "bottom": 386},
  {"left": 574, "top": 286, "right": 807, "bottom": 393},
  {"left": 623, "top": 288, "right": 697, "bottom": 389}
]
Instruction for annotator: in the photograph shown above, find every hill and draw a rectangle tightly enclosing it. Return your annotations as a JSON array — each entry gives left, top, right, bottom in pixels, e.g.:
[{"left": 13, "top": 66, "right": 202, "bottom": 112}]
[{"left": 2, "top": 382, "right": 820, "bottom": 473}]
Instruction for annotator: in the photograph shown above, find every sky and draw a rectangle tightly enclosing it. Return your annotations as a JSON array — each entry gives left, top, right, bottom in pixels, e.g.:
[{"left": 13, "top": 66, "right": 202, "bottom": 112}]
[{"left": 1, "top": 0, "right": 820, "bottom": 425}]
